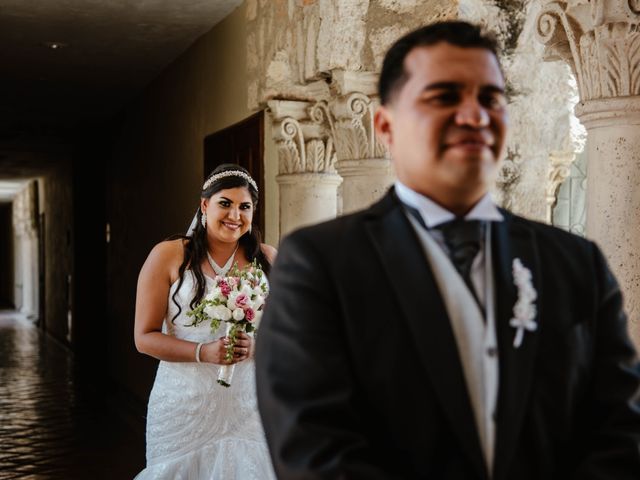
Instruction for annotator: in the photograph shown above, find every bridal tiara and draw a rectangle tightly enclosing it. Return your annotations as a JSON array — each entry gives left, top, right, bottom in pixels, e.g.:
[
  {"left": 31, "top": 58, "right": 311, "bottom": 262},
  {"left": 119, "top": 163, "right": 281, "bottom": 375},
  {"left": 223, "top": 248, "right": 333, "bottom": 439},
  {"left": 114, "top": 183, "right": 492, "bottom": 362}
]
[{"left": 203, "top": 170, "right": 258, "bottom": 192}]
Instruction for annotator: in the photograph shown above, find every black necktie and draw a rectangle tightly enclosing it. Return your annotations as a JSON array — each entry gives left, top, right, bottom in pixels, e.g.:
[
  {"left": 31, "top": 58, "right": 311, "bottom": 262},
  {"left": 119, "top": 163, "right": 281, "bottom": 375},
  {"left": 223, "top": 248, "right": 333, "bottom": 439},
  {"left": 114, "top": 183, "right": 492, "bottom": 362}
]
[{"left": 435, "top": 219, "right": 484, "bottom": 310}]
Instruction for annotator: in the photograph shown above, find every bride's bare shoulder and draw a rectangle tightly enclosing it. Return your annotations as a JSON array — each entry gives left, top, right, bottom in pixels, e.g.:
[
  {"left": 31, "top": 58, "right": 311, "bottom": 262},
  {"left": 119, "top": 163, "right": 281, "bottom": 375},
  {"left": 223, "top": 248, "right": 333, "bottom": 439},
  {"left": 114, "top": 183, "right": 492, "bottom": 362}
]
[
  {"left": 141, "top": 239, "right": 187, "bottom": 281},
  {"left": 260, "top": 243, "right": 277, "bottom": 264},
  {"left": 150, "top": 238, "right": 186, "bottom": 260}
]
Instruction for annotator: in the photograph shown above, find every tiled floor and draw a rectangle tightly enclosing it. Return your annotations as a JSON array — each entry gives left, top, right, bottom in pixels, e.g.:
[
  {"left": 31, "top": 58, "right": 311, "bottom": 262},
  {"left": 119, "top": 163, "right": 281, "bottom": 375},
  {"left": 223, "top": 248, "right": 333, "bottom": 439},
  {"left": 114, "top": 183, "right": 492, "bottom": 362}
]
[{"left": 0, "top": 311, "right": 145, "bottom": 479}]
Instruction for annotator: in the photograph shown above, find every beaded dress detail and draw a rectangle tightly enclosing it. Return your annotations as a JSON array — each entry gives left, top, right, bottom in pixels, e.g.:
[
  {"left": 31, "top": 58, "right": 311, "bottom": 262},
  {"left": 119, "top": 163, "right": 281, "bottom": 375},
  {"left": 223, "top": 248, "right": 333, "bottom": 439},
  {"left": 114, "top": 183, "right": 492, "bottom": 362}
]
[{"left": 134, "top": 271, "right": 275, "bottom": 480}]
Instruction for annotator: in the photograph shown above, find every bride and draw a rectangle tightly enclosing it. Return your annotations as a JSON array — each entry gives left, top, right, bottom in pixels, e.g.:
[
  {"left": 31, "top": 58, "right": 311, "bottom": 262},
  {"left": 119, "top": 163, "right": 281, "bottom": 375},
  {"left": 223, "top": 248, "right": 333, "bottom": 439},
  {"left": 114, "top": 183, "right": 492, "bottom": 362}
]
[{"left": 133, "top": 164, "right": 277, "bottom": 479}]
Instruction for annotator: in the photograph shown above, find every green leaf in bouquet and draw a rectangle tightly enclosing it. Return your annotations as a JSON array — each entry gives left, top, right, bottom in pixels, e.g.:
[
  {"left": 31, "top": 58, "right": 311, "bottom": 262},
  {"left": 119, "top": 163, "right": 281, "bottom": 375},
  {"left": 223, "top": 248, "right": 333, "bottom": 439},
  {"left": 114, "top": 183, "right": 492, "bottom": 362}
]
[
  {"left": 185, "top": 301, "right": 207, "bottom": 327},
  {"left": 209, "top": 318, "right": 221, "bottom": 333}
]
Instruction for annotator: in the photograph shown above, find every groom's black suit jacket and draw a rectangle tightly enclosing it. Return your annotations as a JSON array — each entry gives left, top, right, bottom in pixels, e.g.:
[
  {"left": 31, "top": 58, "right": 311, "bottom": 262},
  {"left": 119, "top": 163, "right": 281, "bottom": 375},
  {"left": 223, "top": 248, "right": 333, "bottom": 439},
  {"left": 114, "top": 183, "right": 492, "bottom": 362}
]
[{"left": 256, "top": 189, "right": 640, "bottom": 480}]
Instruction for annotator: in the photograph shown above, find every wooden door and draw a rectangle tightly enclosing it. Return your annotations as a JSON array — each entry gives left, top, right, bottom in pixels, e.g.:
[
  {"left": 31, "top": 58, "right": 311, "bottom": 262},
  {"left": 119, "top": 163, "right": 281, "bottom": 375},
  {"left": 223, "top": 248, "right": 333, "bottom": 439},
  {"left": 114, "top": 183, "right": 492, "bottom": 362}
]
[{"left": 204, "top": 111, "right": 265, "bottom": 235}]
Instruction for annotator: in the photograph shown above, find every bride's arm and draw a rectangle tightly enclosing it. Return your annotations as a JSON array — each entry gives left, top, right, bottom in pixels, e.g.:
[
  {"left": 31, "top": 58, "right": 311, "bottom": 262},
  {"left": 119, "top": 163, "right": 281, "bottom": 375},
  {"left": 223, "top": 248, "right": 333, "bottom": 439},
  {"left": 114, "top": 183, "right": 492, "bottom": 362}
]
[{"left": 133, "top": 240, "right": 243, "bottom": 364}]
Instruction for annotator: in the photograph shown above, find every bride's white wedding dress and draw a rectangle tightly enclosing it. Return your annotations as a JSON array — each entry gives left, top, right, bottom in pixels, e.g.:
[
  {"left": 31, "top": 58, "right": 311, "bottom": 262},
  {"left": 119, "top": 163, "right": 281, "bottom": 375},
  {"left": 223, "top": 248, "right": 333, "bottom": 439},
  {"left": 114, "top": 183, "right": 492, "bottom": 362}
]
[{"left": 135, "top": 271, "right": 276, "bottom": 480}]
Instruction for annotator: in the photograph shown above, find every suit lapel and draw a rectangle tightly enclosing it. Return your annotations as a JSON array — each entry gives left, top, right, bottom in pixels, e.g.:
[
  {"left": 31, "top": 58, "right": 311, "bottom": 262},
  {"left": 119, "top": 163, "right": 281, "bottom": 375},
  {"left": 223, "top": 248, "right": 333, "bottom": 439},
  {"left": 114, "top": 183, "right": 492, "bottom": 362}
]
[
  {"left": 364, "top": 192, "right": 487, "bottom": 480},
  {"left": 491, "top": 214, "right": 543, "bottom": 480}
]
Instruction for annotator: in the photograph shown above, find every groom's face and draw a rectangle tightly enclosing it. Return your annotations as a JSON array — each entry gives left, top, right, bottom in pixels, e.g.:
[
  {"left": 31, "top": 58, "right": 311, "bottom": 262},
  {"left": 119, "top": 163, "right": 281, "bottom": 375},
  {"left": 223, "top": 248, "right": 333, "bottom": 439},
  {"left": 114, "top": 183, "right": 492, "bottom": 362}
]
[{"left": 375, "top": 42, "right": 508, "bottom": 206}]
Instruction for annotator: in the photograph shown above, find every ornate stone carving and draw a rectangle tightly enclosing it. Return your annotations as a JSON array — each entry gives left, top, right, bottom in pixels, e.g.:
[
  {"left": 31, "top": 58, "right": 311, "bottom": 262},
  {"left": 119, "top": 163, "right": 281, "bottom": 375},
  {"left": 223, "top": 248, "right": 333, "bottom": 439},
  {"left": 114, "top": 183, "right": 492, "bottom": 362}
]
[
  {"left": 545, "top": 151, "right": 575, "bottom": 223},
  {"left": 330, "top": 93, "right": 387, "bottom": 161},
  {"left": 269, "top": 100, "right": 337, "bottom": 175},
  {"left": 254, "top": 4, "right": 448, "bottom": 229},
  {"left": 535, "top": 0, "right": 640, "bottom": 101},
  {"left": 305, "top": 70, "right": 387, "bottom": 164},
  {"left": 276, "top": 117, "right": 336, "bottom": 174}
]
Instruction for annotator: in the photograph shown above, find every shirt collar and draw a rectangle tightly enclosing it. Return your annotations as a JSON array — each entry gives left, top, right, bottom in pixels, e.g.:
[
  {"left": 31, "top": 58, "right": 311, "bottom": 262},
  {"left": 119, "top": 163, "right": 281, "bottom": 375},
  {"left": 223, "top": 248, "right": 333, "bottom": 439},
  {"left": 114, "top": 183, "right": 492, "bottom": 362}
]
[{"left": 394, "top": 180, "right": 504, "bottom": 228}]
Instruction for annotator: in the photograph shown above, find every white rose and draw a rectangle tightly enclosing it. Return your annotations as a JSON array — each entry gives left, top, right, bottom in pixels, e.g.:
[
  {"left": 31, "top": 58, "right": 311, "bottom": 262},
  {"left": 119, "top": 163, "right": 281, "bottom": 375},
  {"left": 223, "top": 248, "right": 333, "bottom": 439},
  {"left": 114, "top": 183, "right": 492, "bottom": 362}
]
[
  {"left": 204, "top": 292, "right": 216, "bottom": 302},
  {"left": 210, "top": 287, "right": 223, "bottom": 301},
  {"left": 226, "top": 291, "right": 240, "bottom": 310},
  {"left": 216, "top": 305, "right": 232, "bottom": 321},
  {"left": 203, "top": 304, "right": 217, "bottom": 318},
  {"left": 232, "top": 308, "right": 245, "bottom": 321}
]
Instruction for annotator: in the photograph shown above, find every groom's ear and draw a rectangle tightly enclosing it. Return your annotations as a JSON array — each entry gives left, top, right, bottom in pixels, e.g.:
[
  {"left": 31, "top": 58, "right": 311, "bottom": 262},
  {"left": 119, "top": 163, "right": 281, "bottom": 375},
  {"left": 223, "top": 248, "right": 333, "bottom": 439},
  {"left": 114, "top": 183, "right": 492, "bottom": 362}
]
[{"left": 374, "top": 106, "right": 394, "bottom": 149}]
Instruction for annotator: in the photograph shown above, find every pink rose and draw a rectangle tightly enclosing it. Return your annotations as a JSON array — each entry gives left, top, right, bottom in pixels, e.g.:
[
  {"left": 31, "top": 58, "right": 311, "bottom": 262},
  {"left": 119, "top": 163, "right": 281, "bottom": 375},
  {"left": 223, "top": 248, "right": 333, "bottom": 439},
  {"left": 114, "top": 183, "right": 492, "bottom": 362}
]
[
  {"left": 235, "top": 293, "right": 249, "bottom": 308},
  {"left": 245, "top": 308, "right": 255, "bottom": 322},
  {"left": 218, "top": 280, "right": 231, "bottom": 297}
]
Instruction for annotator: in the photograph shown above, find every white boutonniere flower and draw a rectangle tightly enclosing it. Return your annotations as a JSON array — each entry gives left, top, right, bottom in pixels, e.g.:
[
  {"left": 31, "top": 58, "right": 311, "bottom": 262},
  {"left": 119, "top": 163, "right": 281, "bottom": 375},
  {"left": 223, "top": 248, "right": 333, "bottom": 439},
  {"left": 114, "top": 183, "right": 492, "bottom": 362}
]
[{"left": 509, "top": 258, "right": 538, "bottom": 348}]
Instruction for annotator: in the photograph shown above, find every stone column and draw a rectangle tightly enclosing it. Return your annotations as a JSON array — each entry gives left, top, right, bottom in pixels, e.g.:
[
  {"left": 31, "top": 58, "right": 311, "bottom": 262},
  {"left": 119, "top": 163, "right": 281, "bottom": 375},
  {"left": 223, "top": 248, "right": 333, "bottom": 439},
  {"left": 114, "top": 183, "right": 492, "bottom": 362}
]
[
  {"left": 277, "top": 173, "right": 343, "bottom": 235},
  {"left": 312, "top": 71, "right": 395, "bottom": 215},
  {"left": 269, "top": 100, "right": 343, "bottom": 236},
  {"left": 536, "top": 0, "right": 640, "bottom": 346},
  {"left": 12, "top": 181, "right": 39, "bottom": 318}
]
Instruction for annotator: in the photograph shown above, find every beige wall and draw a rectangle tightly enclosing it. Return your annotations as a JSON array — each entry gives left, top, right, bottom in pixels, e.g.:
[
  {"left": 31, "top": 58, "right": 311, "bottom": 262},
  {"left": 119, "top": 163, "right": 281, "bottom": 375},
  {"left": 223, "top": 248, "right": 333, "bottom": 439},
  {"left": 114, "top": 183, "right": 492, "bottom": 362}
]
[{"left": 107, "top": 1, "right": 278, "bottom": 403}]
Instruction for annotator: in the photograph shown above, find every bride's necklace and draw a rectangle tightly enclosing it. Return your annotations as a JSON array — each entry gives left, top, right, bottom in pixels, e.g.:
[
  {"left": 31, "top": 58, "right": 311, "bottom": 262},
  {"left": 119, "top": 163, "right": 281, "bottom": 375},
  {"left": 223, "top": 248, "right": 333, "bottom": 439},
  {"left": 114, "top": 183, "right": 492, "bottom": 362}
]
[{"left": 206, "top": 243, "right": 239, "bottom": 276}]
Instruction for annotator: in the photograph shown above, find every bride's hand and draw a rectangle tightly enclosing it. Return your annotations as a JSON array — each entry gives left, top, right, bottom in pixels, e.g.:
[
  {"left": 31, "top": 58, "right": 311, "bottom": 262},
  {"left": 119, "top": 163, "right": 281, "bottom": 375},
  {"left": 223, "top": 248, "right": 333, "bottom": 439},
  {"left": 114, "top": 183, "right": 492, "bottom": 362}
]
[
  {"left": 232, "top": 332, "right": 252, "bottom": 362},
  {"left": 200, "top": 338, "right": 237, "bottom": 365},
  {"left": 200, "top": 334, "right": 251, "bottom": 365}
]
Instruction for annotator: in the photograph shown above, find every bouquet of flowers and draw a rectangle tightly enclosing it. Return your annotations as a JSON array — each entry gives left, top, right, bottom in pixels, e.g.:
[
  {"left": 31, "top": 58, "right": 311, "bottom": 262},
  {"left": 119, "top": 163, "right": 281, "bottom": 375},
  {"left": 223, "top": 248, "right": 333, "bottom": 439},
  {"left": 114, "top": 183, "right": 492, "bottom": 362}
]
[{"left": 186, "top": 260, "right": 268, "bottom": 387}]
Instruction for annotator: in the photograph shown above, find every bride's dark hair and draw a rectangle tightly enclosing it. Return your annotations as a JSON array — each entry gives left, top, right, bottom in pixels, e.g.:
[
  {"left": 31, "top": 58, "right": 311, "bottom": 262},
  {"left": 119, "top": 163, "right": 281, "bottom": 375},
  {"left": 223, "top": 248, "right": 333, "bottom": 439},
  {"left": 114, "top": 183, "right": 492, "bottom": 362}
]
[{"left": 169, "top": 164, "right": 270, "bottom": 322}]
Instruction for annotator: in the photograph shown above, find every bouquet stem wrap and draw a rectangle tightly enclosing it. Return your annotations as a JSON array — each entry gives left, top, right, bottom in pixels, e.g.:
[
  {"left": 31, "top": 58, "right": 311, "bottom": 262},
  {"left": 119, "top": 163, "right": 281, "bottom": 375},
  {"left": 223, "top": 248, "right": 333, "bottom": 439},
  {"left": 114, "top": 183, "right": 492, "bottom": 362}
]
[{"left": 217, "top": 323, "right": 235, "bottom": 387}]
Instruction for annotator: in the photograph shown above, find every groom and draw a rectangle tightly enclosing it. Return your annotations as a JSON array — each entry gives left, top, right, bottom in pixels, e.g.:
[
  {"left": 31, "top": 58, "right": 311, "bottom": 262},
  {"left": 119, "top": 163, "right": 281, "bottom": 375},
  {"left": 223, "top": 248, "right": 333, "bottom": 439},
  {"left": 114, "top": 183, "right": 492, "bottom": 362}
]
[{"left": 256, "top": 21, "right": 640, "bottom": 479}]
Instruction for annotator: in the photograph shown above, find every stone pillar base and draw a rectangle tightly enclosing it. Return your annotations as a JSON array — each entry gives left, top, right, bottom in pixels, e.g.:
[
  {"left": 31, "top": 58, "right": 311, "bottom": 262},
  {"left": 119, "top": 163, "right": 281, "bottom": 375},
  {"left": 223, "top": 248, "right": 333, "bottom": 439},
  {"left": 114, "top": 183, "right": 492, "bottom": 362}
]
[
  {"left": 336, "top": 158, "right": 395, "bottom": 215},
  {"left": 277, "top": 173, "right": 343, "bottom": 236}
]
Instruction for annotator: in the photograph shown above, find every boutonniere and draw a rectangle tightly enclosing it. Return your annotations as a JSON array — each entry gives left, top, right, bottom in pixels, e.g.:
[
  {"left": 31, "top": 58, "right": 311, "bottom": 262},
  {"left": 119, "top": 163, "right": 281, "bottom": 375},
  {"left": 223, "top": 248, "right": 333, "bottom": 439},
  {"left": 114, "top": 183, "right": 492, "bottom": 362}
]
[{"left": 509, "top": 258, "right": 538, "bottom": 348}]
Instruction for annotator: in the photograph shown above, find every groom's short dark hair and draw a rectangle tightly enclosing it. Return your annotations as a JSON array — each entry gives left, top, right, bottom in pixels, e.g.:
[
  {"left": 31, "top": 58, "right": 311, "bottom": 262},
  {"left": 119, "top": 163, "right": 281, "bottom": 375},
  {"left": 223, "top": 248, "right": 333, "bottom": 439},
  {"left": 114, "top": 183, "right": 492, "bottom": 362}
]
[{"left": 378, "top": 21, "right": 501, "bottom": 105}]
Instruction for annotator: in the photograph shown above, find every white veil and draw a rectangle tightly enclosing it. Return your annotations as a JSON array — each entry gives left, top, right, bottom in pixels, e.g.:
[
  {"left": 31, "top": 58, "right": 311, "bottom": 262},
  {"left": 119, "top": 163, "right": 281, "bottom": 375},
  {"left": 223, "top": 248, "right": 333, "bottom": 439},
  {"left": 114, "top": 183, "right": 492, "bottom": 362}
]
[{"left": 186, "top": 209, "right": 199, "bottom": 236}]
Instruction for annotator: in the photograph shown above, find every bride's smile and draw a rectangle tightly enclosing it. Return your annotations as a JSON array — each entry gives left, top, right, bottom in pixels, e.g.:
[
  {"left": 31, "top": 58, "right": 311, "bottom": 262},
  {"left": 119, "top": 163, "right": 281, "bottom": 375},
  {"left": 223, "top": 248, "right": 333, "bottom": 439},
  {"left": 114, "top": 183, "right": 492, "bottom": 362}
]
[{"left": 221, "top": 221, "right": 242, "bottom": 230}]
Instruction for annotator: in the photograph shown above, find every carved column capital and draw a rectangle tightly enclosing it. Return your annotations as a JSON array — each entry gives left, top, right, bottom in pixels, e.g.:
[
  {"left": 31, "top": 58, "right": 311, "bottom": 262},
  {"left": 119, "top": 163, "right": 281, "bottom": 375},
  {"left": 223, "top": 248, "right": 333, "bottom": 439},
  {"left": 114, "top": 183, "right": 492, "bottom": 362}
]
[
  {"left": 535, "top": 0, "right": 640, "bottom": 102},
  {"left": 317, "top": 93, "right": 386, "bottom": 161},
  {"left": 268, "top": 99, "right": 337, "bottom": 175},
  {"left": 310, "top": 92, "right": 387, "bottom": 162}
]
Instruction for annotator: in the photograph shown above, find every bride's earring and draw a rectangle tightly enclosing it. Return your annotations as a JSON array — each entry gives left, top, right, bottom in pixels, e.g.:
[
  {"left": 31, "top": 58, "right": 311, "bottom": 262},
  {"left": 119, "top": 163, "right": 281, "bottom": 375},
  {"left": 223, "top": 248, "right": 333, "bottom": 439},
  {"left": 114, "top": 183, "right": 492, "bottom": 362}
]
[
  {"left": 249, "top": 224, "right": 252, "bottom": 234},
  {"left": 201, "top": 213, "right": 207, "bottom": 228}
]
